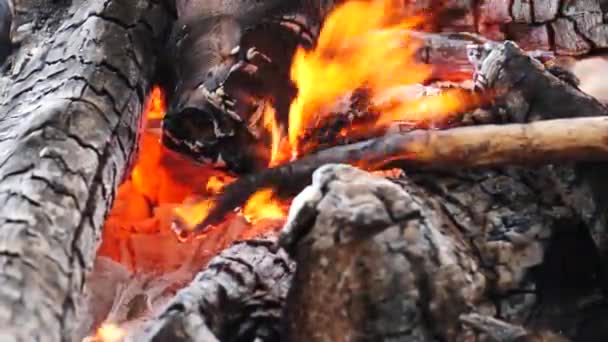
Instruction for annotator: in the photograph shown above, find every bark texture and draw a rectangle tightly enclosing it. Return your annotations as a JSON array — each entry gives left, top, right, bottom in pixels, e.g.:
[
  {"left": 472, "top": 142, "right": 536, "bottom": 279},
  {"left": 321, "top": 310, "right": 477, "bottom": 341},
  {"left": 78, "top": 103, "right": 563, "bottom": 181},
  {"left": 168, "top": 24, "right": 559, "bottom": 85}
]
[
  {"left": 133, "top": 239, "right": 294, "bottom": 342},
  {"left": 0, "top": 0, "right": 170, "bottom": 340},
  {"left": 280, "top": 164, "right": 605, "bottom": 341},
  {"left": 405, "top": 0, "right": 608, "bottom": 56}
]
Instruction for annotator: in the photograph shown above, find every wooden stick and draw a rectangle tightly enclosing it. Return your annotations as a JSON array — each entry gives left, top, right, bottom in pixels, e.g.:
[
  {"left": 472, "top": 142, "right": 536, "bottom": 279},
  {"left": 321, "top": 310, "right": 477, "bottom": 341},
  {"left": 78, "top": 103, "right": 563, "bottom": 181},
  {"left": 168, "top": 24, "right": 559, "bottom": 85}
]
[{"left": 178, "top": 116, "right": 608, "bottom": 238}]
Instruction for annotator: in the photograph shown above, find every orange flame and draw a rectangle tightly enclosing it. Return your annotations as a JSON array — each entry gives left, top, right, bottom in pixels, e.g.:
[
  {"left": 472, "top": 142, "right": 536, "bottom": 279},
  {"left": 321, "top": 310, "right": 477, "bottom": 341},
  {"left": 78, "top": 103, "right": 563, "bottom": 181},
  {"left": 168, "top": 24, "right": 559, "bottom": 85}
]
[
  {"left": 288, "top": 0, "right": 470, "bottom": 157},
  {"left": 243, "top": 188, "right": 286, "bottom": 224},
  {"left": 174, "top": 199, "right": 216, "bottom": 229},
  {"left": 144, "top": 85, "right": 166, "bottom": 120},
  {"left": 206, "top": 174, "right": 235, "bottom": 194},
  {"left": 262, "top": 103, "right": 292, "bottom": 167},
  {"left": 93, "top": 323, "right": 125, "bottom": 342}
]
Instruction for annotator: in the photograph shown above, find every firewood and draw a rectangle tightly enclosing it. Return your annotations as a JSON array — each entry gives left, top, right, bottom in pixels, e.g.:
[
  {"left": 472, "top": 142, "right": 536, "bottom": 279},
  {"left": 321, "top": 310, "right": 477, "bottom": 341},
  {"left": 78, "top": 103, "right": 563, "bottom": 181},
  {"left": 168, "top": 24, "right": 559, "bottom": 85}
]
[
  {"left": 279, "top": 164, "right": 583, "bottom": 341},
  {"left": 182, "top": 116, "right": 608, "bottom": 237},
  {"left": 402, "top": 0, "right": 608, "bottom": 56},
  {"left": 131, "top": 239, "right": 294, "bottom": 342},
  {"left": 0, "top": 0, "right": 171, "bottom": 341}
]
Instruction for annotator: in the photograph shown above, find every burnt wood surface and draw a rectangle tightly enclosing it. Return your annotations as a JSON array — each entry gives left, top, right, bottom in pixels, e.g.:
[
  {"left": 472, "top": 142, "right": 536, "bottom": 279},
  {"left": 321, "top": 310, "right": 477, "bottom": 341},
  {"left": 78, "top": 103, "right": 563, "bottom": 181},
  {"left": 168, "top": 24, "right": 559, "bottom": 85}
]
[
  {"left": 179, "top": 40, "right": 608, "bottom": 238},
  {"left": 402, "top": 0, "right": 608, "bottom": 56},
  {"left": 132, "top": 239, "right": 294, "bottom": 342},
  {"left": 0, "top": 0, "right": 170, "bottom": 340},
  {"left": 280, "top": 164, "right": 606, "bottom": 341}
]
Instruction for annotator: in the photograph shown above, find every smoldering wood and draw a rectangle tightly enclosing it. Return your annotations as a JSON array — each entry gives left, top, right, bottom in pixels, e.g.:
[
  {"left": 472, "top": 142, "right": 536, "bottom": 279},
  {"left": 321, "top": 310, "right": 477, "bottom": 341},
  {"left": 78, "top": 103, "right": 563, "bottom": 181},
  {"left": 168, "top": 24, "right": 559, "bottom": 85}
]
[
  {"left": 0, "top": 0, "right": 170, "bottom": 340},
  {"left": 279, "top": 164, "right": 598, "bottom": 341},
  {"left": 162, "top": 0, "right": 325, "bottom": 173},
  {"left": 180, "top": 115, "right": 608, "bottom": 238},
  {"left": 131, "top": 239, "right": 294, "bottom": 342}
]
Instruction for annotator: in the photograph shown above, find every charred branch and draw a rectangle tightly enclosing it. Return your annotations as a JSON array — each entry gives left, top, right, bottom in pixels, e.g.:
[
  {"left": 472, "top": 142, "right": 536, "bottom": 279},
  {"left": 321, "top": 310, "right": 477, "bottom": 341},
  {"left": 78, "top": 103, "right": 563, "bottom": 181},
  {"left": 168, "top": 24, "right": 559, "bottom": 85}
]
[
  {"left": 181, "top": 116, "right": 608, "bottom": 238},
  {"left": 132, "top": 239, "right": 294, "bottom": 342}
]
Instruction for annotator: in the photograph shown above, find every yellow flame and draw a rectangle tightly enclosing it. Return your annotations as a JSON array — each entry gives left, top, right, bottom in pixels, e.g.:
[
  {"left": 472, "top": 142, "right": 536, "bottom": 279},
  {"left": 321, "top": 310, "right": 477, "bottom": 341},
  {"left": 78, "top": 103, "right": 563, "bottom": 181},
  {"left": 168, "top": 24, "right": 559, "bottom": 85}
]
[
  {"left": 94, "top": 323, "right": 125, "bottom": 342},
  {"left": 243, "top": 189, "right": 286, "bottom": 223},
  {"left": 174, "top": 199, "right": 215, "bottom": 229},
  {"left": 288, "top": 0, "right": 430, "bottom": 156},
  {"left": 144, "top": 86, "right": 166, "bottom": 120},
  {"left": 262, "top": 104, "right": 285, "bottom": 167}
]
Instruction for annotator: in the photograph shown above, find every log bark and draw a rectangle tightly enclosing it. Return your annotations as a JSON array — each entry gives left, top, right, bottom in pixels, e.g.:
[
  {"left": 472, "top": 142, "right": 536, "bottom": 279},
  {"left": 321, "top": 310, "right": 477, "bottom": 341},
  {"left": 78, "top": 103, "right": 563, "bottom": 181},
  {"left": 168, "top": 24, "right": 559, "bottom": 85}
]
[
  {"left": 403, "top": 0, "right": 608, "bottom": 56},
  {"left": 133, "top": 239, "right": 294, "bottom": 342},
  {"left": 0, "top": 0, "right": 170, "bottom": 340},
  {"left": 280, "top": 164, "right": 605, "bottom": 341}
]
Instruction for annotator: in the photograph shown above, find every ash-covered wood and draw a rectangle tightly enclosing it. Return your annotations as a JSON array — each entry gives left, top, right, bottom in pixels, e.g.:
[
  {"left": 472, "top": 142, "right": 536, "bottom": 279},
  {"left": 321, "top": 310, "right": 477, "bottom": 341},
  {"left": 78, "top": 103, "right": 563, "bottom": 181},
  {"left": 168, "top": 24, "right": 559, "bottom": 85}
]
[
  {"left": 279, "top": 164, "right": 594, "bottom": 341},
  {"left": 132, "top": 239, "right": 294, "bottom": 342},
  {"left": 0, "top": 0, "right": 170, "bottom": 340}
]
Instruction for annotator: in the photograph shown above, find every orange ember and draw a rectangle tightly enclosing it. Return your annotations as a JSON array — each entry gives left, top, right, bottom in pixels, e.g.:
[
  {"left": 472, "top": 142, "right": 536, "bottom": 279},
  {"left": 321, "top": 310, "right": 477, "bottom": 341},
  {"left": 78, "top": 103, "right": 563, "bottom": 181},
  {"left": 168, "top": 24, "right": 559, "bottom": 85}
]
[
  {"left": 174, "top": 198, "right": 216, "bottom": 231},
  {"left": 99, "top": 85, "right": 288, "bottom": 272},
  {"left": 288, "top": 0, "right": 471, "bottom": 157},
  {"left": 144, "top": 85, "right": 166, "bottom": 120},
  {"left": 92, "top": 323, "right": 124, "bottom": 342},
  {"left": 243, "top": 188, "right": 287, "bottom": 224}
]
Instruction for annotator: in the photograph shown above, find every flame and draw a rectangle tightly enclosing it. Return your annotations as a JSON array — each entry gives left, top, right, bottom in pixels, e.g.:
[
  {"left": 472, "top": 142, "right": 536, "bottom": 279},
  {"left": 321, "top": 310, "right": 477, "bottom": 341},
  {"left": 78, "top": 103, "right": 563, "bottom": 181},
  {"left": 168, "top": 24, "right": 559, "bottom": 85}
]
[
  {"left": 93, "top": 323, "right": 125, "bottom": 342},
  {"left": 144, "top": 85, "right": 166, "bottom": 120},
  {"left": 243, "top": 188, "right": 287, "bottom": 224},
  {"left": 288, "top": 0, "right": 471, "bottom": 157},
  {"left": 262, "top": 103, "right": 291, "bottom": 167},
  {"left": 206, "top": 174, "right": 235, "bottom": 194},
  {"left": 173, "top": 199, "right": 216, "bottom": 229}
]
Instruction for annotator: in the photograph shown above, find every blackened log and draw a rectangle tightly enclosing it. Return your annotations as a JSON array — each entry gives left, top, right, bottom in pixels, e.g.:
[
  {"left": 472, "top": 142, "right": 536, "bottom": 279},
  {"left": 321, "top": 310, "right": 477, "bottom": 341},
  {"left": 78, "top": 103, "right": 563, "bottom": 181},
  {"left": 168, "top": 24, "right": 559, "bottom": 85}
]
[
  {"left": 466, "top": 41, "right": 608, "bottom": 123},
  {"left": 279, "top": 164, "right": 581, "bottom": 341},
  {"left": 468, "top": 40, "right": 608, "bottom": 290},
  {"left": 132, "top": 239, "right": 294, "bottom": 342},
  {"left": 0, "top": 0, "right": 170, "bottom": 340}
]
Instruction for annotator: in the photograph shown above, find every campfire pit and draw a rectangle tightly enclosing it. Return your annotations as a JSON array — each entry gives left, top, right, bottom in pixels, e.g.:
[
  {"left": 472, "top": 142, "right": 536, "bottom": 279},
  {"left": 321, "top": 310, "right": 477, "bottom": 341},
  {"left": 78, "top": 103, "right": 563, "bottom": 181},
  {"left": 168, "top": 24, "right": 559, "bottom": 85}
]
[{"left": 2, "top": 0, "right": 608, "bottom": 341}]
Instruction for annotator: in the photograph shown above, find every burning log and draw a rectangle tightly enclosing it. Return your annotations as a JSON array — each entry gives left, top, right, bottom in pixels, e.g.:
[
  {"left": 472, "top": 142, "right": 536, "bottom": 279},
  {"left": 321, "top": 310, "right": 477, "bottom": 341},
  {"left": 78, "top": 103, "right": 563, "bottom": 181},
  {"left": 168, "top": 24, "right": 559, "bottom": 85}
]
[
  {"left": 180, "top": 116, "right": 608, "bottom": 238},
  {"left": 0, "top": 0, "right": 170, "bottom": 340},
  {"left": 279, "top": 164, "right": 590, "bottom": 341},
  {"left": 131, "top": 239, "right": 294, "bottom": 342},
  {"left": 176, "top": 38, "right": 608, "bottom": 236}
]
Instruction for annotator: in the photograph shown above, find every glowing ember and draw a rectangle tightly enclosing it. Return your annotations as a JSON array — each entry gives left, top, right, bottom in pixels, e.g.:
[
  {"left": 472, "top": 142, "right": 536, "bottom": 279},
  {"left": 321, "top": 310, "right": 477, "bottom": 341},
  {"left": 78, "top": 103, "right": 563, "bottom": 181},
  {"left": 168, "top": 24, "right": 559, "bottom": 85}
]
[
  {"left": 243, "top": 188, "right": 287, "bottom": 224},
  {"left": 92, "top": 323, "right": 124, "bottom": 342},
  {"left": 174, "top": 199, "right": 216, "bottom": 231},
  {"left": 143, "top": 85, "right": 166, "bottom": 120},
  {"left": 287, "top": 0, "right": 470, "bottom": 157},
  {"left": 206, "top": 175, "right": 235, "bottom": 194}
]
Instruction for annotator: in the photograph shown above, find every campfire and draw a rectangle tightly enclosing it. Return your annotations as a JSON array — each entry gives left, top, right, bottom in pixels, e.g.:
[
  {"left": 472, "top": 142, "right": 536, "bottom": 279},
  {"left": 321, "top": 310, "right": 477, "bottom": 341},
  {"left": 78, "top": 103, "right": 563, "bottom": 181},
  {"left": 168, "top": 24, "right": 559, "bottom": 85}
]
[{"left": 2, "top": 0, "right": 608, "bottom": 341}]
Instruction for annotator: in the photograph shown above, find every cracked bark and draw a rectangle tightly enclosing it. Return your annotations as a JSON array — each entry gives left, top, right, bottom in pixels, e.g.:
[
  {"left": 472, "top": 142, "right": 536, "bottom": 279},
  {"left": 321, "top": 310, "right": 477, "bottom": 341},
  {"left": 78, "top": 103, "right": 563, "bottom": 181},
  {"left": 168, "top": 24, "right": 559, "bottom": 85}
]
[
  {"left": 132, "top": 239, "right": 295, "bottom": 342},
  {"left": 280, "top": 164, "right": 606, "bottom": 341},
  {"left": 405, "top": 0, "right": 608, "bottom": 56},
  {"left": 0, "top": 0, "right": 170, "bottom": 340}
]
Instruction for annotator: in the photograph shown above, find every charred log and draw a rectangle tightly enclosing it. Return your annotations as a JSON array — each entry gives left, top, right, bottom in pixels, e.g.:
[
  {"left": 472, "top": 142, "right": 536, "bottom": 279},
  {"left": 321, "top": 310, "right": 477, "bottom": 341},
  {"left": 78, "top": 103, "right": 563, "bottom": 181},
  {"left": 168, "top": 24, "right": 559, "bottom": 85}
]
[
  {"left": 404, "top": 0, "right": 608, "bottom": 56},
  {"left": 132, "top": 239, "right": 294, "bottom": 342},
  {"left": 0, "top": 0, "right": 170, "bottom": 340},
  {"left": 161, "top": 0, "right": 326, "bottom": 173},
  {"left": 279, "top": 164, "right": 592, "bottom": 341}
]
